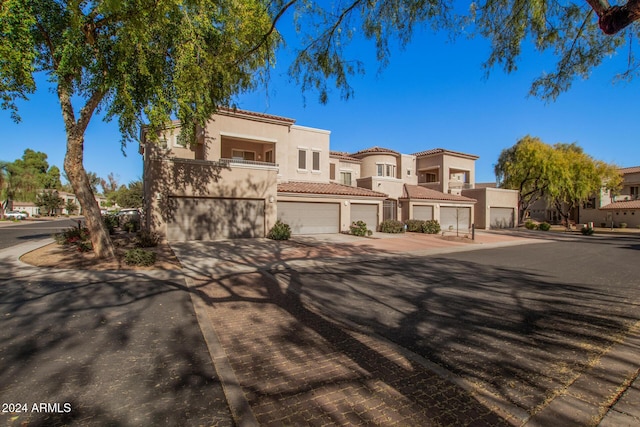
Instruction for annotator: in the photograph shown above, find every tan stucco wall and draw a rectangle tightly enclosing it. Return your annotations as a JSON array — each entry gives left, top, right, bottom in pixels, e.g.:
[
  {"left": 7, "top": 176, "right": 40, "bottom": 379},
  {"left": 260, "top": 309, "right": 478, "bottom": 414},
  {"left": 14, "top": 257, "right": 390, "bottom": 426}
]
[
  {"left": 462, "top": 188, "right": 519, "bottom": 229},
  {"left": 283, "top": 125, "right": 331, "bottom": 183},
  {"left": 400, "top": 154, "right": 418, "bottom": 184},
  {"left": 358, "top": 153, "right": 399, "bottom": 178},
  {"left": 329, "top": 158, "right": 361, "bottom": 186},
  {"left": 144, "top": 158, "right": 278, "bottom": 238}
]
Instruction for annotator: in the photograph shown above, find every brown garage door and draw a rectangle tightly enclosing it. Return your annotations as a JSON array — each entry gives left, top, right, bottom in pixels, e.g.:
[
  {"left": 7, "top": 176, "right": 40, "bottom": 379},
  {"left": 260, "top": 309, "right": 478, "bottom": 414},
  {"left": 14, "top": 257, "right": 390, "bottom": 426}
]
[
  {"left": 440, "top": 206, "right": 471, "bottom": 232},
  {"left": 277, "top": 202, "right": 339, "bottom": 234},
  {"left": 413, "top": 205, "right": 434, "bottom": 221},
  {"left": 166, "top": 197, "right": 265, "bottom": 241},
  {"left": 350, "top": 204, "right": 378, "bottom": 230}
]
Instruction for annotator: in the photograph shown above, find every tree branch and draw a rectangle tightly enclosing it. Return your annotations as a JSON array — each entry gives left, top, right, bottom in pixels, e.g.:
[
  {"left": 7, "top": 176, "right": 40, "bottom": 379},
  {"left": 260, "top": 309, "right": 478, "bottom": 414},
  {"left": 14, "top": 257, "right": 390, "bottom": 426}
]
[{"left": 588, "top": 0, "right": 640, "bottom": 35}]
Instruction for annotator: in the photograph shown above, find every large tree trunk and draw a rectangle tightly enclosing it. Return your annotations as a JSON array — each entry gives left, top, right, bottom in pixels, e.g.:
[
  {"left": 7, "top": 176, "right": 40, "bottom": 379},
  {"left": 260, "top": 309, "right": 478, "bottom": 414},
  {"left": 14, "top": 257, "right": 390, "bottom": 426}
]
[{"left": 64, "top": 134, "right": 116, "bottom": 260}]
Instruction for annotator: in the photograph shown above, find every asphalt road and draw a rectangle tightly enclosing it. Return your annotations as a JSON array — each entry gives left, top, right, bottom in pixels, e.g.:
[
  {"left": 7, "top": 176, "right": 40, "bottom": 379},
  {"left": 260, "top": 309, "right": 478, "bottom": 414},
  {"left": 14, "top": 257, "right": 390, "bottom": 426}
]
[
  {"left": 274, "top": 234, "right": 640, "bottom": 416},
  {"left": 0, "top": 218, "right": 81, "bottom": 250}
]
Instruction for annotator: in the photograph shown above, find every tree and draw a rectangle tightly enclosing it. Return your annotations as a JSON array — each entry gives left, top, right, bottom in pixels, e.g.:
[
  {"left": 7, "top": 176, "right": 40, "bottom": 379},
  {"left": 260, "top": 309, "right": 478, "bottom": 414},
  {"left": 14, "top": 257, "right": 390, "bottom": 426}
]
[
  {"left": 495, "top": 136, "right": 560, "bottom": 223},
  {"left": 2, "top": 149, "right": 55, "bottom": 202},
  {"left": 65, "top": 199, "right": 77, "bottom": 215},
  {"left": 1, "top": 0, "right": 634, "bottom": 257},
  {"left": 36, "top": 190, "right": 63, "bottom": 216},
  {"left": 549, "top": 143, "right": 623, "bottom": 228},
  {"left": 1, "top": 0, "right": 279, "bottom": 258},
  {"left": 42, "top": 165, "right": 62, "bottom": 190},
  {"left": 496, "top": 137, "right": 622, "bottom": 225},
  {"left": 115, "top": 180, "right": 143, "bottom": 209}
]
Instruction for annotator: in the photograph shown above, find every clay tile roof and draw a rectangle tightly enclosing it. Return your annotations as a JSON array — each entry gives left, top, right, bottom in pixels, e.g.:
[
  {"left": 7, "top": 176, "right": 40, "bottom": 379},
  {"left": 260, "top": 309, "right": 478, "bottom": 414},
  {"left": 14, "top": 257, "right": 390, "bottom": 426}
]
[
  {"left": 351, "top": 146, "right": 400, "bottom": 157},
  {"left": 412, "top": 148, "right": 479, "bottom": 160},
  {"left": 217, "top": 107, "right": 296, "bottom": 124},
  {"left": 402, "top": 185, "right": 476, "bottom": 202},
  {"left": 278, "top": 181, "right": 388, "bottom": 198},
  {"left": 620, "top": 166, "right": 640, "bottom": 174},
  {"left": 601, "top": 200, "right": 640, "bottom": 209},
  {"left": 330, "top": 151, "right": 362, "bottom": 162}
]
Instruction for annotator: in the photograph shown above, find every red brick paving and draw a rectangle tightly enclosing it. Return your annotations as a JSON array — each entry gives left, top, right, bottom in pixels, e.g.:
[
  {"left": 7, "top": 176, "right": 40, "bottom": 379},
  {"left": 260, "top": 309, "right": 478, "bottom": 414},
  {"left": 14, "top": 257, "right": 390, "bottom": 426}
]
[{"left": 194, "top": 269, "right": 515, "bottom": 426}]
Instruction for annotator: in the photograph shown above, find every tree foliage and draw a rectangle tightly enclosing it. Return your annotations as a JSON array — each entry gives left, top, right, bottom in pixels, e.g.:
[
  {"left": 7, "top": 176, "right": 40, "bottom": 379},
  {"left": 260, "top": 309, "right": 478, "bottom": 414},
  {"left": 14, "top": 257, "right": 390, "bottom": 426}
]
[
  {"left": 1, "top": 0, "right": 636, "bottom": 257},
  {"left": 496, "top": 137, "right": 622, "bottom": 224},
  {"left": 0, "top": 0, "right": 281, "bottom": 258},
  {"left": 36, "top": 190, "right": 63, "bottom": 216},
  {"left": 1, "top": 149, "right": 61, "bottom": 202}
]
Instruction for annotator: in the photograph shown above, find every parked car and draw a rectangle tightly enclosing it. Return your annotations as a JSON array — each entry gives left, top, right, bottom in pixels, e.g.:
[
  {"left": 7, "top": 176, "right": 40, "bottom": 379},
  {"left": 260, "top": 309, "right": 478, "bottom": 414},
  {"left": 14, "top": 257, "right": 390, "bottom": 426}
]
[
  {"left": 117, "top": 208, "right": 141, "bottom": 231},
  {"left": 4, "top": 211, "right": 27, "bottom": 220}
]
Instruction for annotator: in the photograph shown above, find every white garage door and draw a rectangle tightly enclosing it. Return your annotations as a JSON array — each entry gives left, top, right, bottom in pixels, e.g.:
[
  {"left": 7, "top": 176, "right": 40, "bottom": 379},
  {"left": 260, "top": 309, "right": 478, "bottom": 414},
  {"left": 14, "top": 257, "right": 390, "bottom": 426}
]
[
  {"left": 278, "top": 202, "right": 339, "bottom": 234},
  {"left": 350, "top": 204, "right": 378, "bottom": 230},
  {"left": 167, "top": 197, "right": 265, "bottom": 241},
  {"left": 413, "top": 205, "right": 434, "bottom": 221},
  {"left": 490, "top": 207, "right": 515, "bottom": 229},
  {"left": 440, "top": 207, "right": 471, "bottom": 232}
]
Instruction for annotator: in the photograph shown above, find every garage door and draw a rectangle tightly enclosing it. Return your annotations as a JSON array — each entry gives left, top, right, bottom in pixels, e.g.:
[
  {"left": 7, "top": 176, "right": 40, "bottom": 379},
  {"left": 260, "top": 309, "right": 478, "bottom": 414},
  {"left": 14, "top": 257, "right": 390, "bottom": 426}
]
[
  {"left": 350, "top": 204, "right": 378, "bottom": 230},
  {"left": 440, "top": 206, "right": 471, "bottom": 232},
  {"left": 413, "top": 205, "right": 434, "bottom": 221},
  {"left": 167, "top": 197, "right": 265, "bottom": 241},
  {"left": 490, "top": 207, "right": 515, "bottom": 229},
  {"left": 278, "top": 202, "right": 339, "bottom": 234}
]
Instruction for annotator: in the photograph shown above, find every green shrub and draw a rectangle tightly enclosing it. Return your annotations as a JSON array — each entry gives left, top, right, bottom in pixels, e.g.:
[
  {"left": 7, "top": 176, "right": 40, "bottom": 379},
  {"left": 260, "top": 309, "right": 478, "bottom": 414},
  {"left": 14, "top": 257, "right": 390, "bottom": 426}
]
[
  {"left": 350, "top": 220, "right": 369, "bottom": 237},
  {"left": 136, "top": 230, "right": 160, "bottom": 248},
  {"left": 123, "top": 220, "right": 140, "bottom": 233},
  {"left": 379, "top": 219, "right": 405, "bottom": 233},
  {"left": 538, "top": 222, "right": 551, "bottom": 231},
  {"left": 405, "top": 219, "right": 425, "bottom": 232},
  {"left": 619, "top": 222, "right": 628, "bottom": 228},
  {"left": 103, "top": 214, "right": 119, "bottom": 234},
  {"left": 524, "top": 220, "right": 537, "bottom": 230},
  {"left": 581, "top": 226, "right": 594, "bottom": 235},
  {"left": 267, "top": 220, "right": 291, "bottom": 240},
  {"left": 54, "top": 226, "right": 90, "bottom": 245},
  {"left": 124, "top": 249, "right": 156, "bottom": 266},
  {"left": 421, "top": 220, "right": 441, "bottom": 234}
]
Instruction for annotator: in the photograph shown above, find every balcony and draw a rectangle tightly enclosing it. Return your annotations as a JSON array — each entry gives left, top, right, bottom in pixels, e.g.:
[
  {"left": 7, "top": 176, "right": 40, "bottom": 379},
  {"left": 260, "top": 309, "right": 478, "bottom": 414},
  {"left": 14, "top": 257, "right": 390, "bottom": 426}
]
[
  {"left": 220, "top": 158, "right": 279, "bottom": 170},
  {"left": 448, "top": 182, "right": 473, "bottom": 191}
]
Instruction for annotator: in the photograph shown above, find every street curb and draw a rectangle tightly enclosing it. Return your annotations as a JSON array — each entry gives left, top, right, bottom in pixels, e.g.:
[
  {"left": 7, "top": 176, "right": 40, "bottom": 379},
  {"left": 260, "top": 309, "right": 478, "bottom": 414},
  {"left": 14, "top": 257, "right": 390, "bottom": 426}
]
[
  {"left": 184, "top": 276, "right": 259, "bottom": 427},
  {"left": 525, "top": 320, "right": 640, "bottom": 426}
]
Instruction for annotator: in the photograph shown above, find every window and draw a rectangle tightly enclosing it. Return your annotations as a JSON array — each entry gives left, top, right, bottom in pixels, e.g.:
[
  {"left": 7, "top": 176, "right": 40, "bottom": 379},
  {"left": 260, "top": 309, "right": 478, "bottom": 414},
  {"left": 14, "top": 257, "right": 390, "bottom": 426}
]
[
  {"left": 583, "top": 197, "right": 596, "bottom": 209},
  {"left": 340, "top": 172, "right": 352, "bottom": 186},
  {"left": 312, "top": 151, "right": 320, "bottom": 171},
  {"left": 631, "top": 186, "right": 639, "bottom": 200},
  {"left": 425, "top": 172, "right": 438, "bottom": 183},
  {"left": 376, "top": 163, "right": 397, "bottom": 177},
  {"left": 265, "top": 150, "right": 274, "bottom": 164},
  {"left": 386, "top": 164, "right": 396, "bottom": 178},
  {"left": 298, "top": 149, "right": 306, "bottom": 169},
  {"left": 232, "top": 150, "right": 255, "bottom": 161},
  {"left": 330, "top": 164, "right": 336, "bottom": 180},
  {"left": 407, "top": 169, "right": 411, "bottom": 176}
]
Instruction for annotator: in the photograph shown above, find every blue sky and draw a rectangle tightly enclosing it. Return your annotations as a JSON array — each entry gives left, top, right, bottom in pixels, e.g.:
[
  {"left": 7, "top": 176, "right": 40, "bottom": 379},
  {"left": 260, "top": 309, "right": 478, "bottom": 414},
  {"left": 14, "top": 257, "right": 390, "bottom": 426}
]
[{"left": 2, "top": 22, "right": 639, "bottom": 187}]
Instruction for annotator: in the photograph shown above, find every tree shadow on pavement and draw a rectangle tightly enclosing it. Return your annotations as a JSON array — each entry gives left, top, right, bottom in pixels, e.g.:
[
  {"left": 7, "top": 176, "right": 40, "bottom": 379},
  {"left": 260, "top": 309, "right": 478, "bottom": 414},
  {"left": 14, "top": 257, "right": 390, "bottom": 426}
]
[
  {"left": 0, "top": 266, "right": 233, "bottom": 426},
  {"left": 175, "top": 237, "right": 640, "bottom": 425}
]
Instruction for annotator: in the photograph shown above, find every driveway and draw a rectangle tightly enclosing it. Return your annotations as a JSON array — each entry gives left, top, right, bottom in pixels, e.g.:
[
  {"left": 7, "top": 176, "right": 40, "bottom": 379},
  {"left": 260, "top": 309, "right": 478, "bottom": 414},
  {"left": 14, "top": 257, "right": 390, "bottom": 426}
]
[{"left": 172, "top": 231, "right": 640, "bottom": 425}]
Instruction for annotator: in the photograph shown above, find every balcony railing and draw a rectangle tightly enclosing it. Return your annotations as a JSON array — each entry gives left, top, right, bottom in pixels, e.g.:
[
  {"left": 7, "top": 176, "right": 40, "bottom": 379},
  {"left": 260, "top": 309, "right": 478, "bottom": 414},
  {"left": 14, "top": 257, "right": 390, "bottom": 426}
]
[
  {"left": 448, "top": 182, "right": 473, "bottom": 190},
  {"left": 220, "top": 158, "right": 279, "bottom": 168}
]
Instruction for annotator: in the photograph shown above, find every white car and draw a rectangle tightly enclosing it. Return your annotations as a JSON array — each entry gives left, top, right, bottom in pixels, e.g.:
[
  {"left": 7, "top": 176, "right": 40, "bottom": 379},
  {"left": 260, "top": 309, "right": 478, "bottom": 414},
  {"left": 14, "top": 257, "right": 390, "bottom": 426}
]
[{"left": 4, "top": 211, "right": 27, "bottom": 220}]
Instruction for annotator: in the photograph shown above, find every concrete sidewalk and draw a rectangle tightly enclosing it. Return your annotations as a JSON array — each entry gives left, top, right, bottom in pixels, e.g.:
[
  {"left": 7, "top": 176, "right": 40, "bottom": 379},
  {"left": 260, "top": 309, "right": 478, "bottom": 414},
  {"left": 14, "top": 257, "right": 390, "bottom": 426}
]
[{"left": 0, "top": 240, "right": 233, "bottom": 426}]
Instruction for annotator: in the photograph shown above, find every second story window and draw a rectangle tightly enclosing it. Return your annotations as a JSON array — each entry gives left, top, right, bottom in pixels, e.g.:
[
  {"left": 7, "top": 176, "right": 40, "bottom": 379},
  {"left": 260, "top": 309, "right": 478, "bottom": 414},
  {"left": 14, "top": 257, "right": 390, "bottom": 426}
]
[
  {"left": 298, "top": 149, "right": 306, "bottom": 170},
  {"left": 377, "top": 163, "right": 396, "bottom": 177},
  {"left": 340, "top": 172, "right": 352, "bottom": 186},
  {"left": 386, "top": 164, "right": 396, "bottom": 178},
  {"left": 631, "top": 186, "right": 639, "bottom": 199},
  {"left": 312, "top": 151, "right": 320, "bottom": 171}
]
